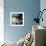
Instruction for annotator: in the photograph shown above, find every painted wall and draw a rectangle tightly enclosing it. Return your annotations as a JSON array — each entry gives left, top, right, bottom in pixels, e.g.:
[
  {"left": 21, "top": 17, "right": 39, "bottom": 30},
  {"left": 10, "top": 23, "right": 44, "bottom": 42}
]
[
  {"left": 40, "top": 0, "right": 46, "bottom": 27},
  {"left": 4, "top": 0, "right": 40, "bottom": 42}
]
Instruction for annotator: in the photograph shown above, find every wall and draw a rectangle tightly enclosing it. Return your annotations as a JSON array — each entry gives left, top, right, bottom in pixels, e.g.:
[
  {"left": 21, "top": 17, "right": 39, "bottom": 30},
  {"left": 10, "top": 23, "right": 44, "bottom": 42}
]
[
  {"left": 4, "top": 0, "right": 40, "bottom": 42},
  {"left": 40, "top": 0, "right": 46, "bottom": 27}
]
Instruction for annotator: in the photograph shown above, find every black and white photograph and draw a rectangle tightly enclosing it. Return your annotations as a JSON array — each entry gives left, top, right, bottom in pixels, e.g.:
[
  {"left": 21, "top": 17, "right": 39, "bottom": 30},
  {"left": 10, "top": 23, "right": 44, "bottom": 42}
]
[{"left": 10, "top": 12, "right": 24, "bottom": 26}]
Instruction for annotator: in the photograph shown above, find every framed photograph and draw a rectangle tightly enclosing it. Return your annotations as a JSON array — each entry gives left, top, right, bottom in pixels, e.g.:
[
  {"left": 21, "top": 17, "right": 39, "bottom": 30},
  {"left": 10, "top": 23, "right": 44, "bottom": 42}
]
[{"left": 10, "top": 12, "right": 24, "bottom": 26}]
